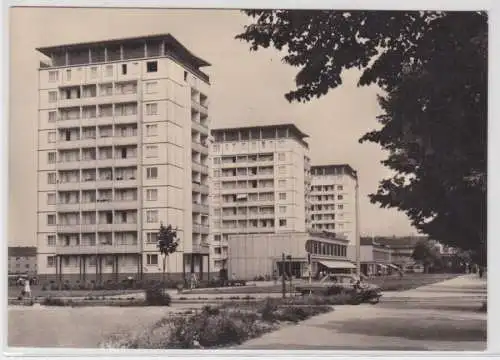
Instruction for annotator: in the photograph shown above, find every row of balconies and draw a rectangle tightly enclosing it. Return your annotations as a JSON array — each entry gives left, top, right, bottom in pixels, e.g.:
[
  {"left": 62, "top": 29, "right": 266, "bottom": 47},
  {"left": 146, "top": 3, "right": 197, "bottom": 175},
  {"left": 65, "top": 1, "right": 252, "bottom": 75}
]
[
  {"left": 216, "top": 160, "right": 275, "bottom": 169},
  {"left": 56, "top": 223, "right": 138, "bottom": 233},
  {"left": 55, "top": 243, "right": 141, "bottom": 255},
  {"left": 55, "top": 200, "right": 138, "bottom": 212},
  {"left": 56, "top": 93, "right": 138, "bottom": 108},
  {"left": 56, "top": 114, "right": 137, "bottom": 128},
  {"left": 54, "top": 158, "right": 138, "bottom": 170},
  {"left": 57, "top": 179, "right": 137, "bottom": 191},
  {"left": 192, "top": 203, "right": 209, "bottom": 214},
  {"left": 55, "top": 135, "right": 138, "bottom": 149},
  {"left": 191, "top": 182, "right": 209, "bottom": 194}
]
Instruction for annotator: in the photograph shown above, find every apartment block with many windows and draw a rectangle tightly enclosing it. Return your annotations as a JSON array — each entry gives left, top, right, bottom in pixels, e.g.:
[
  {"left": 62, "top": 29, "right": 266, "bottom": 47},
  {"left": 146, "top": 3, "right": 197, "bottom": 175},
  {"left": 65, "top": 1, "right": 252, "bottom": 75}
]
[
  {"left": 36, "top": 34, "right": 211, "bottom": 284},
  {"left": 310, "top": 164, "right": 358, "bottom": 248},
  {"left": 210, "top": 124, "right": 312, "bottom": 271}
]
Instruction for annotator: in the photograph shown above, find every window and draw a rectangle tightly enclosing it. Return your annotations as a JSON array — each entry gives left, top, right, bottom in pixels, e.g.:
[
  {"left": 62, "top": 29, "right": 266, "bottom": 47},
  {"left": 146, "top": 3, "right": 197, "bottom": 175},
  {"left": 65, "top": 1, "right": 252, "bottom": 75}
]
[
  {"left": 47, "top": 172, "right": 56, "bottom": 184},
  {"left": 147, "top": 254, "right": 158, "bottom": 265},
  {"left": 47, "top": 193, "right": 56, "bottom": 205},
  {"left": 278, "top": 179, "right": 286, "bottom": 188},
  {"left": 47, "top": 235, "right": 56, "bottom": 246},
  {"left": 121, "top": 64, "right": 127, "bottom": 75},
  {"left": 338, "top": 195, "right": 343, "bottom": 200},
  {"left": 278, "top": 153, "right": 286, "bottom": 161},
  {"left": 146, "top": 124, "right": 158, "bottom": 136},
  {"left": 146, "top": 189, "right": 158, "bottom": 201},
  {"left": 145, "top": 81, "right": 158, "bottom": 94},
  {"left": 90, "top": 67, "right": 97, "bottom": 78},
  {"left": 66, "top": 69, "right": 72, "bottom": 80},
  {"left": 338, "top": 185, "right": 343, "bottom": 191},
  {"left": 47, "top": 131, "right": 56, "bottom": 143},
  {"left": 146, "top": 232, "right": 157, "bottom": 243},
  {"left": 105, "top": 65, "right": 113, "bottom": 77},
  {"left": 279, "top": 192, "right": 286, "bottom": 201},
  {"left": 48, "top": 71, "right": 58, "bottom": 82},
  {"left": 48, "top": 91, "right": 57, "bottom": 103},
  {"left": 338, "top": 204, "right": 344, "bottom": 210},
  {"left": 47, "top": 214, "right": 56, "bottom": 225},
  {"left": 184, "top": 71, "right": 188, "bottom": 81},
  {"left": 145, "top": 145, "right": 158, "bottom": 158},
  {"left": 279, "top": 206, "right": 286, "bottom": 214},
  {"left": 47, "top": 256, "right": 56, "bottom": 267},
  {"left": 47, "top": 152, "right": 56, "bottom": 164},
  {"left": 279, "top": 219, "right": 287, "bottom": 227},
  {"left": 48, "top": 111, "right": 57, "bottom": 122},
  {"left": 146, "top": 167, "right": 158, "bottom": 179},
  {"left": 145, "top": 103, "right": 158, "bottom": 115},
  {"left": 147, "top": 61, "right": 158, "bottom": 72},
  {"left": 278, "top": 166, "right": 286, "bottom": 175},
  {"left": 146, "top": 210, "right": 158, "bottom": 223}
]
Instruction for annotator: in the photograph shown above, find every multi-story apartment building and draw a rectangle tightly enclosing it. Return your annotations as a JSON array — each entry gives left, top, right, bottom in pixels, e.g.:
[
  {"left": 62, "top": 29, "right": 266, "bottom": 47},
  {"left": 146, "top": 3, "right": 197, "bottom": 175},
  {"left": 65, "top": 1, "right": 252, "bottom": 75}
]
[
  {"left": 210, "top": 124, "right": 312, "bottom": 271},
  {"left": 310, "top": 164, "right": 358, "bottom": 254},
  {"left": 8, "top": 247, "right": 38, "bottom": 276},
  {"left": 36, "top": 34, "right": 211, "bottom": 284}
]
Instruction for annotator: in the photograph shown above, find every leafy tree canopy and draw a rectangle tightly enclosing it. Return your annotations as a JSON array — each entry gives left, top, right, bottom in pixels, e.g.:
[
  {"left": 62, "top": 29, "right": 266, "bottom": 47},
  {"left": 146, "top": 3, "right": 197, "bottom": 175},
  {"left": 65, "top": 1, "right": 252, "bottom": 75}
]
[
  {"left": 236, "top": 10, "right": 487, "bottom": 261},
  {"left": 158, "top": 223, "right": 179, "bottom": 256}
]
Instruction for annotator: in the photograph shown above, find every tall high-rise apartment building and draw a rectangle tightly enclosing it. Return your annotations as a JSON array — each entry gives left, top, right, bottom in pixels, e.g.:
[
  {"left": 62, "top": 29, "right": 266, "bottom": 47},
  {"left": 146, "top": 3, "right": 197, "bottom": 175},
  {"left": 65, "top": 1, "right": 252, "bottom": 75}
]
[
  {"left": 310, "top": 165, "right": 358, "bottom": 249},
  {"left": 210, "top": 124, "right": 312, "bottom": 271},
  {"left": 36, "top": 34, "right": 211, "bottom": 283}
]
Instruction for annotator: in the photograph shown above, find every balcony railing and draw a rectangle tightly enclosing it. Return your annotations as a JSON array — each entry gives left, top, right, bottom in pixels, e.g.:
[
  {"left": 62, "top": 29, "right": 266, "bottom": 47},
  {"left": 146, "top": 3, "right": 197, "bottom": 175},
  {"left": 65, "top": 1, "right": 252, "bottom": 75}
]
[
  {"left": 192, "top": 203, "right": 209, "bottom": 214},
  {"left": 56, "top": 243, "right": 141, "bottom": 255}
]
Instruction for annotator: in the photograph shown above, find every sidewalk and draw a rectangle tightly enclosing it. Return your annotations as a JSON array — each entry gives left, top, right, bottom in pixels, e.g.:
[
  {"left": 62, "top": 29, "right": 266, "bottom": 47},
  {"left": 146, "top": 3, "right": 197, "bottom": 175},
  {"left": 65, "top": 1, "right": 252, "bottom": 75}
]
[{"left": 236, "top": 275, "right": 487, "bottom": 351}]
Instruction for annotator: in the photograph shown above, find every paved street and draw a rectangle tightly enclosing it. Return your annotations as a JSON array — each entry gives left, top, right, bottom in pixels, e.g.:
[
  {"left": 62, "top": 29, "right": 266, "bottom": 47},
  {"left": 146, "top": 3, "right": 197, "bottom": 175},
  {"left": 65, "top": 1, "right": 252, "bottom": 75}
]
[
  {"left": 237, "top": 274, "right": 487, "bottom": 351},
  {"left": 8, "top": 274, "right": 486, "bottom": 350}
]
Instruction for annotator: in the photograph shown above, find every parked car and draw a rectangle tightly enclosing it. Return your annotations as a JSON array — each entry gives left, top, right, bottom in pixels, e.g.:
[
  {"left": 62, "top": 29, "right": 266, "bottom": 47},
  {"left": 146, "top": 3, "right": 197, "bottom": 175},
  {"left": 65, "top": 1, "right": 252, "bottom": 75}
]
[{"left": 295, "top": 273, "right": 382, "bottom": 304}]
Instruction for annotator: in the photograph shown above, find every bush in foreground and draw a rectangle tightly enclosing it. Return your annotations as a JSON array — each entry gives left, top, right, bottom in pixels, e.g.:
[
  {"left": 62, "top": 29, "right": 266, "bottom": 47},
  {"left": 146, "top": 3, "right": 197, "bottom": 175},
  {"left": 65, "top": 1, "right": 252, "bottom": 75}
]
[
  {"left": 145, "top": 286, "right": 171, "bottom": 306},
  {"left": 100, "top": 300, "right": 333, "bottom": 349}
]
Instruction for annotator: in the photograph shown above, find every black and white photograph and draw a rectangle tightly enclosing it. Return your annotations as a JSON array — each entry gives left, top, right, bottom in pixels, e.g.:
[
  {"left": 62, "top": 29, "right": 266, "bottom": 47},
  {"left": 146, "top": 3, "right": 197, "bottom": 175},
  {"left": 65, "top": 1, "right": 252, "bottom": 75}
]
[{"left": 5, "top": 2, "right": 489, "bottom": 354}]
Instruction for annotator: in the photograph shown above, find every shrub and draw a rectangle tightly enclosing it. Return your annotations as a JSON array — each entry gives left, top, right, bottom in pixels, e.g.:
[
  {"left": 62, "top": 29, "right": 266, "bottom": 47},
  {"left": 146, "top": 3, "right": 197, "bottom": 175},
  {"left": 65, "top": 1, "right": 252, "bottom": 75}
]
[
  {"left": 145, "top": 286, "right": 171, "bottom": 306},
  {"left": 41, "top": 284, "right": 48, "bottom": 291},
  {"left": 42, "top": 297, "right": 69, "bottom": 306},
  {"left": 259, "top": 298, "right": 278, "bottom": 322}
]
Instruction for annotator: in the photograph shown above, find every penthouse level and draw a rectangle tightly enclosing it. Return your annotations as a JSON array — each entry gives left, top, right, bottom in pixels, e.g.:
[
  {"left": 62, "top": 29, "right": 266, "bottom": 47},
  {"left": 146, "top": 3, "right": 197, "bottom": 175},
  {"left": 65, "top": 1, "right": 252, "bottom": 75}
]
[
  {"left": 211, "top": 124, "right": 309, "bottom": 149},
  {"left": 37, "top": 33, "right": 210, "bottom": 83}
]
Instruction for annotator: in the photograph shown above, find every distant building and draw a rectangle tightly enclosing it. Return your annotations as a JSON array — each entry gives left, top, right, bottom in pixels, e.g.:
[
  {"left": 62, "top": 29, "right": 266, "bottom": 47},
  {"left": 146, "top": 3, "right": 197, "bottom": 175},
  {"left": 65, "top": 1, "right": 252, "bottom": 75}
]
[
  {"left": 310, "top": 165, "right": 358, "bottom": 246},
  {"left": 210, "top": 124, "right": 312, "bottom": 272},
  {"left": 372, "top": 236, "right": 426, "bottom": 269},
  {"left": 8, "top": 247, "right": 37, "bottom": 275},
  {"left": 359, "top": 237, "right": 393, "bottom": 275},
  {"left": 227, "top": 232, "right": 354, "bottom": 280}
]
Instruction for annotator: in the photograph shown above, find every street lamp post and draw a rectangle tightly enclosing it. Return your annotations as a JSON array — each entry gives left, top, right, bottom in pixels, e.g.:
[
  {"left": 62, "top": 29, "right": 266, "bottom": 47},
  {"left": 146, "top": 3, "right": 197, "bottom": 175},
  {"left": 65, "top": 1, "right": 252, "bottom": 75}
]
[{"left": 355, "top": 173, "right": 361, "bottom": 276}]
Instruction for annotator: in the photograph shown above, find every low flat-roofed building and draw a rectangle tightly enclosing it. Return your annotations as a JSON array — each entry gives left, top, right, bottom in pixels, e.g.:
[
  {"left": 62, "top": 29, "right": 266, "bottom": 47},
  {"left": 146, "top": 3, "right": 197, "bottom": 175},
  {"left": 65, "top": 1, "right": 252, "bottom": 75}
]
[
  {"left": 227, "top": 232, "right": 354, "bottom": 280},
  {"left": 359, "top": 237, "right": 395, "bottom": 276}
]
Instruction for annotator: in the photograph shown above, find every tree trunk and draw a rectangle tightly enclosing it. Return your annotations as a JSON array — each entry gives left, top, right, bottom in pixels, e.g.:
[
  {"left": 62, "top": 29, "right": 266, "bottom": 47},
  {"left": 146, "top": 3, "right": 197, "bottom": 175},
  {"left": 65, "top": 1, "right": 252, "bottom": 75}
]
[{"left": 162, "top": 255, "right": 166, "bottom": 288}]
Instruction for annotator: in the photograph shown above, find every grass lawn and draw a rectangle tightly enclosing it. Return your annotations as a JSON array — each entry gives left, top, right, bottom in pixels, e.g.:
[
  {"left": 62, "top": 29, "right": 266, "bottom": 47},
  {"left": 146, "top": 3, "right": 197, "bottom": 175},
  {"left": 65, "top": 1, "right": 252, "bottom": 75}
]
[
  {"left": 184, "top": 273, "right": 460, "bottom": 295},
  {"left": 8, "top": 285, "right": 143, "bottom": 299}
]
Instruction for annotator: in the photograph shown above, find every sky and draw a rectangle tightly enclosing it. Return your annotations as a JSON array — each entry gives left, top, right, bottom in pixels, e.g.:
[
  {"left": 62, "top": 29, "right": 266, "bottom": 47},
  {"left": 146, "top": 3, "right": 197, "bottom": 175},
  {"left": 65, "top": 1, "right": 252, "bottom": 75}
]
[{"left": 8, "top": 7, "right": 416, "bottom": 246}]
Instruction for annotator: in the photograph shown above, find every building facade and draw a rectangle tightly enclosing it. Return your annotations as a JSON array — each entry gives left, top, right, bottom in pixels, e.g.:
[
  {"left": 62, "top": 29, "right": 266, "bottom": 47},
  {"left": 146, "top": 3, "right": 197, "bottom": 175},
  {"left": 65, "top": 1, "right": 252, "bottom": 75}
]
[
  {"left": 210, "top": 124, "right": 312, "bottom": 272},
  {"left": 8, "top": 247, "right": 38, "bottom": 275},
  {"left": 36, "top": 34, "right": 211, "bottom": 284},
  {"left": 227, "top": 232, "right": 353, "bottom": 280},
  {"left": 310, "top": 165, "right": 358, "bottom": 254},
  {"left": 359, "top": 237, "right": 394, "bottom": 276}
]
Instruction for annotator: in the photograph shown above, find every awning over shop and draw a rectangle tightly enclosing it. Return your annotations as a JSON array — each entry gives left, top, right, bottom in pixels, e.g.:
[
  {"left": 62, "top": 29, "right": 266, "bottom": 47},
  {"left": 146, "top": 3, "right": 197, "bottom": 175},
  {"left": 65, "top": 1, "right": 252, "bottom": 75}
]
[
  {"left": 387, "top": 264, "right": 401, "bottom": 270},
  {"left": 318, "top": 260, "right": 356, "bottom": 269},
  {"left": 376, "top": 263, "right": 388, "bottom": 269}
]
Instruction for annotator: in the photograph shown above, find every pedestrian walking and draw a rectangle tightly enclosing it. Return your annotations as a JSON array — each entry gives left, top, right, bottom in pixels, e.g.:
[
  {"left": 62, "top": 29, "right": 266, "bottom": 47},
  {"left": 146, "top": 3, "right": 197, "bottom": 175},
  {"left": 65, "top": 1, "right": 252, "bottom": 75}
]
[{"left": 23, "top": 278, "right": 31, "bottom": 299}]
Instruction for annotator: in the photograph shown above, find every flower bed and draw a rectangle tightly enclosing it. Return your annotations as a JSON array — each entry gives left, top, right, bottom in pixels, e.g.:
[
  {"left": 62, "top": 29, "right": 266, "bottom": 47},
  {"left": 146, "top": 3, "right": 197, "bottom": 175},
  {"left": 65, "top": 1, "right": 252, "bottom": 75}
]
[{"left": 100, "top": 299, "right": 334, "bottom": 349}]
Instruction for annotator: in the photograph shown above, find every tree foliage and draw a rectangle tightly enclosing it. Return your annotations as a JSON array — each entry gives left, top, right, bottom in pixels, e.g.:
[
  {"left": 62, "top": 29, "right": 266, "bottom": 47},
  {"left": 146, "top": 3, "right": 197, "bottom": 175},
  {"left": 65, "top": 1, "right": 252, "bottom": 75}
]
[
  {"left": 411, "top": 241, "right": 441, "bottom": 273},
  {"left": 157, "top": 223, "right": 179, "bottom": 282},
  {"left": 236, "top": 10, "right": 487, "bottom": 261}
]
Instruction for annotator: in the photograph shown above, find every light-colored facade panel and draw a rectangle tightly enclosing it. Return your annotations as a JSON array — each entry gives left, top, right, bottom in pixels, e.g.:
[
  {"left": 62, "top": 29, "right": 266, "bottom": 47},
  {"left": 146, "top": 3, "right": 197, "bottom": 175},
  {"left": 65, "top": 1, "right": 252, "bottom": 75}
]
[{"left": 36, "top": 33, "right": 212, "bottom": 283}]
